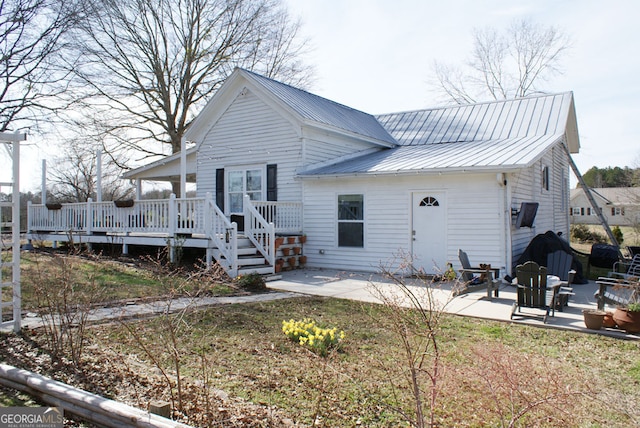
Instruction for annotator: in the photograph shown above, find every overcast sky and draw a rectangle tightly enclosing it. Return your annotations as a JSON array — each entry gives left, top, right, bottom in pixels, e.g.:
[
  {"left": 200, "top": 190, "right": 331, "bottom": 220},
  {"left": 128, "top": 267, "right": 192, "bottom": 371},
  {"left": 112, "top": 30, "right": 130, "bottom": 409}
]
[
  {"left": 4, "top": 0, "right": 638, "bottom": 191},
  {"left": 284, "top": 0, "right": 640, "bottom": 182}
]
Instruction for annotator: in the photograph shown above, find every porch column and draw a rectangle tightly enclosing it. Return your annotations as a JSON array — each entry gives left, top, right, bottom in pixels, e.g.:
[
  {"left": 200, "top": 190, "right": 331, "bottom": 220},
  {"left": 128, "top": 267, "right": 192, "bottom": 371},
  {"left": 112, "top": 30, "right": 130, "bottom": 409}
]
[
  {"left": 41, "top": 160, "right": 46, "bottom": 205},
  {"left": 180, "top": 137, "right": 186, "bottom": 198},
  {"left": 96, "top": 149, "right": 102, "bottom": 202}
]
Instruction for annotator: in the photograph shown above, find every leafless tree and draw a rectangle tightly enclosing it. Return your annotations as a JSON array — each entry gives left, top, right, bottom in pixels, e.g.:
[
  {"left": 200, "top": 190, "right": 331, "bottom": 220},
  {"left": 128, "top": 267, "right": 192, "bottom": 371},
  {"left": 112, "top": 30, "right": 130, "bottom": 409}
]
[
  {"left": 431, "top": 19, "right": 571, "bottom": 104},
  {"left": 0, "top": 0, "right": 78, "bottom": 132},
  {"left": 64, "top": 0, "right": 312, "bottom": 195},
  {"left": 48, "top": 130, "right": 134, "bottom": 202}
]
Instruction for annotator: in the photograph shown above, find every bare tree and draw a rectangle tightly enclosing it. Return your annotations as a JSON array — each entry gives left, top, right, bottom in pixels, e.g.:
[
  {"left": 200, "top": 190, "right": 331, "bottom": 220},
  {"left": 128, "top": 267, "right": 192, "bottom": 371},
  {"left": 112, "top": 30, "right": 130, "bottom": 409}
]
[
  {"left": 49, "top": 130, "right": 134, "bottom": 202},
  {"left": 431, "top": 19, "right": 571, "bottom": 104},
  {"left": 64, "top": 0, "right": 312, "bottom": 194},
  {"left": 0, "top": 0, "right": 78, "bottom": 131}
]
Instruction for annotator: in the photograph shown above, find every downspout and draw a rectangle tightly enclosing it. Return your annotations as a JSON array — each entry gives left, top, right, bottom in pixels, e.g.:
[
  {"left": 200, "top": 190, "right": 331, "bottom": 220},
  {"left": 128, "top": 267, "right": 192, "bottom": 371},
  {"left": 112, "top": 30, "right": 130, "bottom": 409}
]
[{"left": 502, "top": 173, "right": 513, "bottom": 278}]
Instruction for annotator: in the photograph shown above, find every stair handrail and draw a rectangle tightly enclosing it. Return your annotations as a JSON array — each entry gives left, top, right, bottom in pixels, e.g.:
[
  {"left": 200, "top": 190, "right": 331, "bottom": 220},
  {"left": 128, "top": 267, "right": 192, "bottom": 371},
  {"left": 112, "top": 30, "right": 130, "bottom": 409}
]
[
  {"left": 244, "top": 195, "right": 275, "bottom": 267},
  {"left": 206, "top": 197, "right": 238, "bottom": 276}
]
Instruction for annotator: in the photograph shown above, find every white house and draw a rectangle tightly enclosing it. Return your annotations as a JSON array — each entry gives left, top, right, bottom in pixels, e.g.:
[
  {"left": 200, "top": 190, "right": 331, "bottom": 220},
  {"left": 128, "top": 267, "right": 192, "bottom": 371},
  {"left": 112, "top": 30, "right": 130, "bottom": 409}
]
[
  {"left": 570, "top": 187, "right": 640, "bottom": 227},
  {"left": 29, "top": 69, "right": 581, "bottom": 278}
]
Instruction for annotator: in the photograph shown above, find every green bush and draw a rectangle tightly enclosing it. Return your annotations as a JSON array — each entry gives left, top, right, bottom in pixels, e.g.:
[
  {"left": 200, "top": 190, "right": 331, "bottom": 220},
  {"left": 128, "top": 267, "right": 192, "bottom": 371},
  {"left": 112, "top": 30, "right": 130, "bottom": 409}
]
[
  {"left": 612, "top": 226, "right": 624, "bottom": 245},
  {"left": 571, "top": 224, "right": 606, "bottom": 243},
  {"left": 235, "top": 273, "right": 266, "bottom": 291}
]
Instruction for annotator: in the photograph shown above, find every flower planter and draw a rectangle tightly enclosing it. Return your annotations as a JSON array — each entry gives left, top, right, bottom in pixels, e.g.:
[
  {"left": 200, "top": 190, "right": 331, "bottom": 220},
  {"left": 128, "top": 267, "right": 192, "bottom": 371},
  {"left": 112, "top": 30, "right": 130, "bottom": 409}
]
[
  {"left": 603, "top": 311, "right": 616, "bottom": 328},
  {"left": 582, "top": 309, "right": 606, "bottom": 330},
  {"left": 613, "top": 308, "right": 640, "bottom": 333},
  {"left": 275, "top": 237, "right": 284, "bottom": 249},
  {"left": 287, "top": 257, "right": 296, "bottom": 267},
  {"left": 45, "top": 203, "right": 62, "bottom": 210},
  {"left": 299, "top": 255, "right": 307, "bottom": 266},
  {"left": 114, "top": 199, "right": 134, "bottom": 208},
  {"left": 298, "top": 235, "right": 307, "bottom": 244},
  {"left": 281, "top": 247, "right": 291, "bottom": 256},
  {"left": 287, "top": 237, "right": 296, "bottom": 244},
  {"left": 293, "top": 247, "right": 302, "bottom": 255}
]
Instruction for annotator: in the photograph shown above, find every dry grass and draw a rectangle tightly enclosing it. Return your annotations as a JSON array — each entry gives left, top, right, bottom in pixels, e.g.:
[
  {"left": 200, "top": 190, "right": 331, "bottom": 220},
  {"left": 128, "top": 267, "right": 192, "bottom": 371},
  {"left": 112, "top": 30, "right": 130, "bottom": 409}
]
[{"left": 93, "top": 296, "right": 640, "bottom": 427}]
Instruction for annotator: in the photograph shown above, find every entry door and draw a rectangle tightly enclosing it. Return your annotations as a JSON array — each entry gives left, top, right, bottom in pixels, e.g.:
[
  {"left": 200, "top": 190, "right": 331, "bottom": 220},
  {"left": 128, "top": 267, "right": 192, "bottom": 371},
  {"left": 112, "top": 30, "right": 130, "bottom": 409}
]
[{"left": 412, "top": 192, "right": 446, "bottom": 274}]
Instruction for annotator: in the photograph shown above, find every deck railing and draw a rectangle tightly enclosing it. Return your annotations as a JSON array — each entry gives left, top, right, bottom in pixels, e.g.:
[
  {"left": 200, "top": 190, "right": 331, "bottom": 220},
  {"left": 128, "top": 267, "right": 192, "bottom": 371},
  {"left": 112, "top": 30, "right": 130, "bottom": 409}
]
[
  {"left": 27, "top": 196, "right": 302, "bottom": 278},
  {"left": 252, "top": 201, "right": 303, "bottom": 234},
  {"left": 244, "top": 195, "right": 275, "bottom": 266}
]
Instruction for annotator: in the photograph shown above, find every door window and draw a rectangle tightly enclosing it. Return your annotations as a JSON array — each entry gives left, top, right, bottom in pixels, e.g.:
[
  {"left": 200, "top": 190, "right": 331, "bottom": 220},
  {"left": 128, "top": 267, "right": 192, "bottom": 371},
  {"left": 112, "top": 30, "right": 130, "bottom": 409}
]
[{"left": 227, "top": 167, "right": 263, "bottom": 214}]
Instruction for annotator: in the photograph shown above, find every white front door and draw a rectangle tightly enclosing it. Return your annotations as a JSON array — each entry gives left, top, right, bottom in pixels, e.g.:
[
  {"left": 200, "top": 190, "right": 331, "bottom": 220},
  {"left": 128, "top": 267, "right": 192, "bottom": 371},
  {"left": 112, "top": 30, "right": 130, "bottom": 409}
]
[{"left": 412, "top": 192, "right": 447, "bottom": 274}]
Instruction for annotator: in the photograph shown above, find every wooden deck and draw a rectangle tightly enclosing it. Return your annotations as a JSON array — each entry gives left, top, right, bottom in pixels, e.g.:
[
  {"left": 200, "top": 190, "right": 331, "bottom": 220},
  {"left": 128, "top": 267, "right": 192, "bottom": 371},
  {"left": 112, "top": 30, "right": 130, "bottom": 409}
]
[{"left": 27, "top": 195, "right": 303, "bottom": 277}]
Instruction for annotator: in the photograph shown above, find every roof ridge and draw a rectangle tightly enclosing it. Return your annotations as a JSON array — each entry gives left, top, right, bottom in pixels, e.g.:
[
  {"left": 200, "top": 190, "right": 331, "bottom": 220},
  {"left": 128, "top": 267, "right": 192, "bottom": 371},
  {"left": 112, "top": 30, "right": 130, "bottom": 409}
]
[{"left": 376, "top": 91, "right": 573, "bottom": 117}]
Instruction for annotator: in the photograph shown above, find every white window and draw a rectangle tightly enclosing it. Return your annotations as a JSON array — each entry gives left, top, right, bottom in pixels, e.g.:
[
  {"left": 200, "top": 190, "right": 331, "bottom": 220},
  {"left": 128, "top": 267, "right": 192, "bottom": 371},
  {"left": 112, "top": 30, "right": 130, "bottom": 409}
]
[
  {"left": 542, "top": 165, "right": 550, "bottom": 191},
  {"left": 611, "top": 207, "right": 625, "bottom": 216},
  {"left": 227, "top": 166, "right": 264, "bottom": 214},
  {"left": 338, "top": 194, "right": 364, "bottom": 247},
  {"left": 571, "top": 207, "right": 581, "bottom": 216}
]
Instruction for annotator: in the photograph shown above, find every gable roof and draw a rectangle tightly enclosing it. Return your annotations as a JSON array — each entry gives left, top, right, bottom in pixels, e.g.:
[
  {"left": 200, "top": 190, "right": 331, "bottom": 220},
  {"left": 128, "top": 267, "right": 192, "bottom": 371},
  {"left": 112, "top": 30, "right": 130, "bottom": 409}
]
[
  {"left": 185, "top": 68, "right": 396, "bottom": 147},
  {"left": 570, "top": 187, "right": 640, "bottom": 206},
  {"left": 241, "top": 70, "right": 397, "bottom": 146},
  {"left": 300, "top": 92, "right": 579, "bottom": 177}
]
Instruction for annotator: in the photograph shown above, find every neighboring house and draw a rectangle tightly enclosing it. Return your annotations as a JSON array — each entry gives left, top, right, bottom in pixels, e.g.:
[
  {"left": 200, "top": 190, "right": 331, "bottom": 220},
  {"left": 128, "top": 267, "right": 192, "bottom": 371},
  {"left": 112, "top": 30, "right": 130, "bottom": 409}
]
[
  {"left": 570, "top": 187, "right": 640, "bottom": 226},
  {"left": 29, "top": 69, "right": 580, "bottom": 278}
]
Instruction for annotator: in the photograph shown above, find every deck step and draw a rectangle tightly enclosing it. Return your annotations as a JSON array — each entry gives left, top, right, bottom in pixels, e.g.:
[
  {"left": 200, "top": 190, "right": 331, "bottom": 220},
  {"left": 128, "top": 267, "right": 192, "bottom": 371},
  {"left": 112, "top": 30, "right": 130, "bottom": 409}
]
[{"left": 238, "top": 266, "right": 274, "bottom": 276}]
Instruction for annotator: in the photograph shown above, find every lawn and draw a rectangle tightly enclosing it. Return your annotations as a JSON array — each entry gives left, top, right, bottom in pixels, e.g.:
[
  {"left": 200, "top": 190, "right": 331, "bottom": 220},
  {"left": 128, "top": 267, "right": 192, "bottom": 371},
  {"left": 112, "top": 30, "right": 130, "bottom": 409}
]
[
  {"left": 42, "top": 296, "right": 640, "bottom": 427},
  {"left": 3, "top": 251, "right": 640, "bottom": 427}
]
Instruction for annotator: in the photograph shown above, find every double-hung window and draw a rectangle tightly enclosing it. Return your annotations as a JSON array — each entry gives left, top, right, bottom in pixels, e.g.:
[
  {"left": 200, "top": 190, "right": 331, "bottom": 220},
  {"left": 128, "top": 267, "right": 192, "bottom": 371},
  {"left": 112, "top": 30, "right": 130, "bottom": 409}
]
[
  {"left": 338, "top": 194, "right": 364, "bottom": 247},
  {"left": 227, "top": 167, "right": 263, "bottom": 214}
]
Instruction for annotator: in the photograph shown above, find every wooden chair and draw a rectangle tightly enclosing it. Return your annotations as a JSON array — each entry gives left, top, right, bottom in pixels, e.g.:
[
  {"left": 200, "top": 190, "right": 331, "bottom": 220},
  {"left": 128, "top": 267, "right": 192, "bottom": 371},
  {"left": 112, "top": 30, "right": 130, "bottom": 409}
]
[
  {"left": 545, "top": 250, "right": 576, "bottom": 311},
  {"left": 457, "top": 249, "right": 500, "bottom": 299},
  {"left": 511, "top": 261, "right": 558, "bottom": 323},
  {"left": 594, "top": 276, "right": 640, "bottom": 310}
]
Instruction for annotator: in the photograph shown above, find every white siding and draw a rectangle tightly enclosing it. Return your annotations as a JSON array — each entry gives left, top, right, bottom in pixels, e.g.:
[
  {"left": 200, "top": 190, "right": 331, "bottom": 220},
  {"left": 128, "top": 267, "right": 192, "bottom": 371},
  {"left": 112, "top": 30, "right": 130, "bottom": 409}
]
[
  {"left": 196, "top": 89, "right": 302, "bottom": 201},
  {"left": 301, "top": 173, "right": 507, "bottom": 275},
  {"left": 509, "top": 141, "right": 571, "bottom": 269}
]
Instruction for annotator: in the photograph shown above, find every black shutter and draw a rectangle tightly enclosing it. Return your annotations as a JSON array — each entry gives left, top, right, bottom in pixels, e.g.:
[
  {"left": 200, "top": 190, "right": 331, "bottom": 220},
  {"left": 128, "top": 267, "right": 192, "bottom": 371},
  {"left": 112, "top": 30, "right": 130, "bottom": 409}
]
[
  {"left": 215, "top": 168, "right": 224, "bottom": 210},
  {"left": 267, "top": 164, "right": 277, "bottom": 201}
]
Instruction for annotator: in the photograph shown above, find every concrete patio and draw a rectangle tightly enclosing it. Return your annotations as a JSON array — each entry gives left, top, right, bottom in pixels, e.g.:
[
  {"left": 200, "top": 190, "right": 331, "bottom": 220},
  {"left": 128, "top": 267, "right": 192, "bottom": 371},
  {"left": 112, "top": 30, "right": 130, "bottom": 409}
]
[{"left": 267, "top": 268, "right": 640, "bottom": 340}]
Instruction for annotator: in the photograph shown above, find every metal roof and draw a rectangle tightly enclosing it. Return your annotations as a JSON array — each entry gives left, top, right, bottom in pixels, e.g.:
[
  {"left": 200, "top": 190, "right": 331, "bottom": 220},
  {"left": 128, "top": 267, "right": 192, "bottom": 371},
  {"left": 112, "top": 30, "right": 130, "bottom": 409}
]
[
  {"left": 300, "top": 134, "right": 563, "bottom": 177},
  {"left": 242, "top": 69, "right": 397, "bottom": 146},
  {"left": 376, "top": 92, "right": 573, "bottom": 146},
  {"left": 300, "top": 92, "right": 576, "bottom": 177}
]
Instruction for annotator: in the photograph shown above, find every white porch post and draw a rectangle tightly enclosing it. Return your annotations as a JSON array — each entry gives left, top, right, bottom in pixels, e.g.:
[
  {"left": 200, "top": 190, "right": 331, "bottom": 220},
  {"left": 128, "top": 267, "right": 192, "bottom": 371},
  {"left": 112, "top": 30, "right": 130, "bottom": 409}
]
[
  {"left": 41, "top": 159, "right": 46, "bottom": 205},
  {"left": 180, "top": 138, "right": 186, "bottom": 198},
  {"left": 135, "top": 178, "right": 142, "bottom": 200},
  {"left": 96, "top": 150, "right": 102, "bottom": 202}
]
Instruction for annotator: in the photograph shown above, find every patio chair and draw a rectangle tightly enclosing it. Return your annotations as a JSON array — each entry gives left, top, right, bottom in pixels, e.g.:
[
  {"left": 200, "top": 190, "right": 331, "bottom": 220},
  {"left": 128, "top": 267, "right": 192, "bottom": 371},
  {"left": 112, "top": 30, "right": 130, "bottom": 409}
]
[
  {"left": 609, "top": 254, "right": 640, "bottom": 280},
  {"left": 545, "top": 250, "right": 576, "bottom": 311},
  {"left": 456, "top": 249, "right": 501, "bottom": 299},
  {"left": 594, "top": 276, "right": 640, "bottom": 310},
  {"left": 511, "top": 261, "right": 559, "bottom": 323}
]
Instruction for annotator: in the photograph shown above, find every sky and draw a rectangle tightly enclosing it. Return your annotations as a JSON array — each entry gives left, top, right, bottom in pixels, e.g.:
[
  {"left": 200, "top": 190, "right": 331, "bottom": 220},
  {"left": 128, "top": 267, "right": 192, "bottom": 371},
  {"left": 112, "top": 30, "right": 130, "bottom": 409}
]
[
  {"left": 2, "top": 0, "right": 639, "bottom": 192},
  {"left": 283, "top": 0, "right": 640, "bottom": 184}
]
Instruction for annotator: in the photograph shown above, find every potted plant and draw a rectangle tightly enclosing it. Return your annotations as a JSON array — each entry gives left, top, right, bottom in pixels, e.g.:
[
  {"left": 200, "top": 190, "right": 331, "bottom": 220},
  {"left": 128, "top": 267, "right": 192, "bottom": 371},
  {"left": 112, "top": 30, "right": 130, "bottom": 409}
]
[
  {"left": 281, "top": 247, "right": 291, "bottom": 256},
  {"left": 293, "top": 246, "right": 302, "bottom": 255},
  {"left": 613, "top": 302, "right": 640, "bottom": 333},
  {"left": 298, "top": 235, "right": 307, "bottom": 244},
  {"left": 287, "top": 236, "right": 296, "bottom": 244},
  {"left": 298, "top": 255, "right": 307, "bottom": 266},
  {"left": 582, "top": 309, "right": 607, "bottom": 330},
  {"left": 114, "top": 199, "right": 134, "bottom": 208}
]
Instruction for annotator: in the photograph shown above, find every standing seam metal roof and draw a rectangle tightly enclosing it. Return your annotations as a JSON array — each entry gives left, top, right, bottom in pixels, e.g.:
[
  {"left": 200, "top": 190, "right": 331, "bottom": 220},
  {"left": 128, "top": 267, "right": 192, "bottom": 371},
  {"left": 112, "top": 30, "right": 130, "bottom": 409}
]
[
  {"left": 299, "top": 92, "right": 574, "bottom": 176},
  {"left": 241, "top": 69, "right": 396, "bottom": 146}
]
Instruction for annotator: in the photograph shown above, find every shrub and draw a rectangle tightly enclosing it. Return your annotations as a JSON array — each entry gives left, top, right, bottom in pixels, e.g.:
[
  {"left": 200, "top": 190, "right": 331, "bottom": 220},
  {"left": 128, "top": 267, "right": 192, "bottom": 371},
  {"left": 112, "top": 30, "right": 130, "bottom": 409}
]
[
  {"left": 571, "top": 224, "right": 606, "bottom": 243},
  {"left": 612, "top": 225, "right": 624, "bottom": 245},
  {"left": 235, "top": 273, "right": 266, "bottom": 291},
  {"left": 282, "top": 318, "right": 345, "bottom": 357}
]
